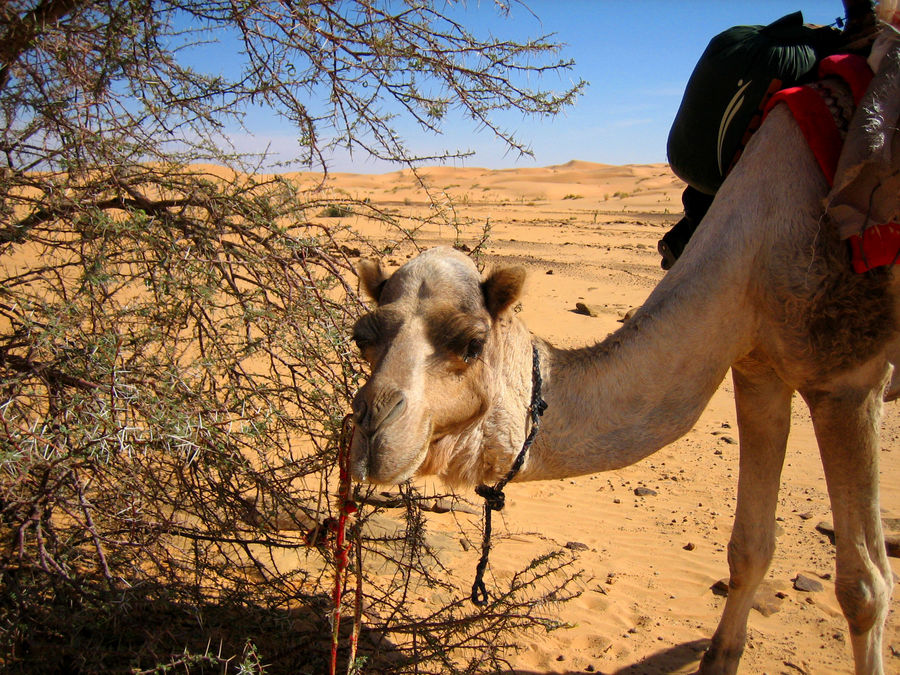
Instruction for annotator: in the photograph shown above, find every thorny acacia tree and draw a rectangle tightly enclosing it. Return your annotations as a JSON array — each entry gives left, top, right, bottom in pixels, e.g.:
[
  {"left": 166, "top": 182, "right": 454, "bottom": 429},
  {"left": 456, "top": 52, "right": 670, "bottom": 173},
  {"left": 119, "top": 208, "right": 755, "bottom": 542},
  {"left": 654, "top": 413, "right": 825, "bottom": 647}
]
[{"left": 0, "top": 0, "right": 585, "bottom": 672}]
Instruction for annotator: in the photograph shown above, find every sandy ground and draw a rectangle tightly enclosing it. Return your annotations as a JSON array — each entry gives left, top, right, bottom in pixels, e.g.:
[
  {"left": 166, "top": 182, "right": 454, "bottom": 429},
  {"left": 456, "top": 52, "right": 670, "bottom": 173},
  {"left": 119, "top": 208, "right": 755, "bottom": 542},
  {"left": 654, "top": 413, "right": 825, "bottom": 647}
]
[{"left": 318, "top": 160, "right": 899, "bottom": 674}]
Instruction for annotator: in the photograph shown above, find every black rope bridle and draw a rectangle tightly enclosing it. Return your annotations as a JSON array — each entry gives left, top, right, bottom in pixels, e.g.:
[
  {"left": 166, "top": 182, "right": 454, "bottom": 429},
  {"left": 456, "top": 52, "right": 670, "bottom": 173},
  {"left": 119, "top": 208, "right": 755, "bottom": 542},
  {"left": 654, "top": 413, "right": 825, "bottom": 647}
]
[{"left": 471, "top": 344, "right": 547, "bottom": 606}]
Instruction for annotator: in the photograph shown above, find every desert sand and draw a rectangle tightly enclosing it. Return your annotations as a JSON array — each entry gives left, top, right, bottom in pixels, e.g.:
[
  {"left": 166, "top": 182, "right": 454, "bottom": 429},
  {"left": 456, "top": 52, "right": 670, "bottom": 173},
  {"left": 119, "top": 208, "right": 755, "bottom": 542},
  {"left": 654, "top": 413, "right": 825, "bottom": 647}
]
[{"left": 319, "top": 160, "right": 899, "bottom": 674}]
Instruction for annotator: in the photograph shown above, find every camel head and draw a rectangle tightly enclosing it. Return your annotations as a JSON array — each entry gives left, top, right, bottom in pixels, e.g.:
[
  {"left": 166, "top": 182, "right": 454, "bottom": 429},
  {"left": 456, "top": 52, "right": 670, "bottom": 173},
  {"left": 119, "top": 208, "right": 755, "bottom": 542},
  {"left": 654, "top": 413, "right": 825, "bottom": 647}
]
[{"left": 349, "top": 247, "right": 525, "bottom": 484}]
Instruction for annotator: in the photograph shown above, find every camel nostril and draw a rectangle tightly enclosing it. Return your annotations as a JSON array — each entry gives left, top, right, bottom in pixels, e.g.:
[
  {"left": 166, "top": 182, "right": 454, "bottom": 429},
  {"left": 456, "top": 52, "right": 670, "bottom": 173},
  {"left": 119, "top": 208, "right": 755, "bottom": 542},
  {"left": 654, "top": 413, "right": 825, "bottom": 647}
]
[
  {"left": 378, "top": 391, "right": 406, "bottom": 431},
  {"left": 353, "top": 397, "right": 369, "bottom": 428},
  {"left": 353, "top": 388, "right": 406, "bottom": 436}
]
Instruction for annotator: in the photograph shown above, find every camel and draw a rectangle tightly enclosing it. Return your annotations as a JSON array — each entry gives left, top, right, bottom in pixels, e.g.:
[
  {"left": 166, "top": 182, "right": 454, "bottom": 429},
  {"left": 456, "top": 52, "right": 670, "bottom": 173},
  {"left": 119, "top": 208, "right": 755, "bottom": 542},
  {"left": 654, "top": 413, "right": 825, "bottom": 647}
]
[{"left": 348, "top": 31, "right": 899, "bottom": 675}]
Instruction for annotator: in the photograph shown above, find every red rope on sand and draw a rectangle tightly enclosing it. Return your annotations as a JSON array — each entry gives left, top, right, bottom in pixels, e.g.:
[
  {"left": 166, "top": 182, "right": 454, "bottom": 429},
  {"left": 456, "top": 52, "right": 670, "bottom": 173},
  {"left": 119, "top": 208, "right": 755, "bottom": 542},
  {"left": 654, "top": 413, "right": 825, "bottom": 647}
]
[{"left": 330, "top": 414, "right": 358, "bottom": 675}]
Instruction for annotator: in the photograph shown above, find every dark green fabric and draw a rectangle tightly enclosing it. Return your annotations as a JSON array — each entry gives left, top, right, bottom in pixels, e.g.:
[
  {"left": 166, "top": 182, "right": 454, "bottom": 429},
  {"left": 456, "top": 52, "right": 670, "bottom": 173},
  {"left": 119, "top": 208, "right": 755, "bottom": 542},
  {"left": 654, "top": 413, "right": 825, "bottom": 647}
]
[{"left": 667, "top": 12, "right": 842, "bottom": 195}]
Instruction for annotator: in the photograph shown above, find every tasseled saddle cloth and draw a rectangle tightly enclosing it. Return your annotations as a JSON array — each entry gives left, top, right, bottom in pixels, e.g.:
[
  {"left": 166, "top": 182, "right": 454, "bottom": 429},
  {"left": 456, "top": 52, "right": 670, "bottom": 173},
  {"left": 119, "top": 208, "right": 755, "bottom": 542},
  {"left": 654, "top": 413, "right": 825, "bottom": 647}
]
[{"left": 763, "top": 35, "right": 900, "bottom": 273}]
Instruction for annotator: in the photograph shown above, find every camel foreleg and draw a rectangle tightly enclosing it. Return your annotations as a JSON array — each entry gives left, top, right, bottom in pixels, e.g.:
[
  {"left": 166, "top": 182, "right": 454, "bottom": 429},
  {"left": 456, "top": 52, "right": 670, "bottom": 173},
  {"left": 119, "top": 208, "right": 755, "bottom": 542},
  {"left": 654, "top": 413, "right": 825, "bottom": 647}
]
[
  {"left": 700, "top": 362, "right": 792, "bottom": 675},
  {"left": 805, "top": 369, "right": 894, "bottom": 675}
]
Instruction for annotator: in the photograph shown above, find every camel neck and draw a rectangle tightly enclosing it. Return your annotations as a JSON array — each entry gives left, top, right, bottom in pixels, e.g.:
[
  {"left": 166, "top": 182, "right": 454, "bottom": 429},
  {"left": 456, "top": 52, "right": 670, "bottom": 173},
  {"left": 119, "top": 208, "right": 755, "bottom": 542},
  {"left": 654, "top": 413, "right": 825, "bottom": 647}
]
[
  {"left": 511, "top": 255, "right": 757, "bottom": 482},
  {"left": 481, "top": 344, "right": 547, "bottom": 488}
]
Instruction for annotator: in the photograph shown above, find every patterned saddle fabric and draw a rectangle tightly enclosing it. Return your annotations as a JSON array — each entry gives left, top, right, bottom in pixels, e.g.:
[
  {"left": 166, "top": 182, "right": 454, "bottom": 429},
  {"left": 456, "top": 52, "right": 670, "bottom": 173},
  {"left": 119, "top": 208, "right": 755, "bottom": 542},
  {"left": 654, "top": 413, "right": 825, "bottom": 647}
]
[{"left": 764, "top": 46, "right": 900, "bottom": 273}]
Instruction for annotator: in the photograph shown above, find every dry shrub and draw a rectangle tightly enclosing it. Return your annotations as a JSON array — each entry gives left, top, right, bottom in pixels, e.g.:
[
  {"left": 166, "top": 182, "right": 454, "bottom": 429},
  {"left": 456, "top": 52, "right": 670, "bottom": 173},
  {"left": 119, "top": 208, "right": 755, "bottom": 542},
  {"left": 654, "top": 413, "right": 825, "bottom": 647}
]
[{"left": 0, "top": 1, "right": 585, "bottom": 671}]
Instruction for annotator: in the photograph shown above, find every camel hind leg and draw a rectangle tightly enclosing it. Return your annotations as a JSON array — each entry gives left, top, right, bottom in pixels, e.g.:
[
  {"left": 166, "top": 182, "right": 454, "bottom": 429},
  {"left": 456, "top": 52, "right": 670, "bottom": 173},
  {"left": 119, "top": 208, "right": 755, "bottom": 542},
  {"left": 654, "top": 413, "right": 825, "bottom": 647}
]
[
  {"left": 803, "top": 364, "right": 894, "bottom": 675},
  {"left": 700, "top": 361, "right": 792, "bottom": 675}
]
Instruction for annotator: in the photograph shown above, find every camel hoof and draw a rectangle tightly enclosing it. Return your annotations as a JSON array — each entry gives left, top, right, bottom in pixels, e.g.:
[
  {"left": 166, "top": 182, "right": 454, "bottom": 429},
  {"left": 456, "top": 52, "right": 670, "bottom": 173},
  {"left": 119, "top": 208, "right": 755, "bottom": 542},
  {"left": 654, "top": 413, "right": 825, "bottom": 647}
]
[{"left": 697, "top": 643, "right": 742, "bottom": 675}]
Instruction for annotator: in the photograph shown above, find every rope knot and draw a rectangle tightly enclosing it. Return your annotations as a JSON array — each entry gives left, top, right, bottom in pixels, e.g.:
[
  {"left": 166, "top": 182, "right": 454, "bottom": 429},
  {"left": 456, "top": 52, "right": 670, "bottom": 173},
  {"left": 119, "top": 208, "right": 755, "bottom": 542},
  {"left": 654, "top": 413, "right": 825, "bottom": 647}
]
[
  {"left": 475, "top": 483, "right": 506, "bottom": 511},
  {"left": 470, "top": 344, "right": 546, "bottom": 606}
]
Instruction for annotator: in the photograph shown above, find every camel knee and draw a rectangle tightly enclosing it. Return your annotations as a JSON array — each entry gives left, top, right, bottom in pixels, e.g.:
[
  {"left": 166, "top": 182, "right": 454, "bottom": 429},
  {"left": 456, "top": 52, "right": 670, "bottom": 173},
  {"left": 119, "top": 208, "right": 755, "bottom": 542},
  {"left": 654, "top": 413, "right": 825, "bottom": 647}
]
[
  {"left": 834, "top": 569, "right": 891, "bottom": 635},
  {"left": 726, "top": 531, "right": 774, "bottom": 588}
]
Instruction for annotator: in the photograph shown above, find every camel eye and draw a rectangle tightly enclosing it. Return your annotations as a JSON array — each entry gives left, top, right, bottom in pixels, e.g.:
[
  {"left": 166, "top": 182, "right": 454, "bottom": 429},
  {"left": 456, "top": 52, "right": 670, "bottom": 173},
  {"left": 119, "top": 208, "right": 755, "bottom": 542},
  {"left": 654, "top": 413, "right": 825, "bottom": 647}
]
[
  {"left": 352, "top": 309, "right": 401, "bottom": 359},
  {"left": 426, "top": 308, "right": 488, "bottom": 364},
  {"left": 463, "top": 338, "right": 484, "bottom": 363},
  {"left": 353, "top": 335, "right": 369, "bottom": 351},
  {"left": 352, "top": 324, "right": 375, "bottom": 353}
]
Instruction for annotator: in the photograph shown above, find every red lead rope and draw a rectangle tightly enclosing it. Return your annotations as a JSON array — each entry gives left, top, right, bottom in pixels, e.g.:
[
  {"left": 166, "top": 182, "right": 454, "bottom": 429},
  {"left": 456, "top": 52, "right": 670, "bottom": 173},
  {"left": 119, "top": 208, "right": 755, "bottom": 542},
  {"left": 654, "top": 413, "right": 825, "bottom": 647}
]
[{"left": 330, "top": 414, "right": 359, "bottom": 675}]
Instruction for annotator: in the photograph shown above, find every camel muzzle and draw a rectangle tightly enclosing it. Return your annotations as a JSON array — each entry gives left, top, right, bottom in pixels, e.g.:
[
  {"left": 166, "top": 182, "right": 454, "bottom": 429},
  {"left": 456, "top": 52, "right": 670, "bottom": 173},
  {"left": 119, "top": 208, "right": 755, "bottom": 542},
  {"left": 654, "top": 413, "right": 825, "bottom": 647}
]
[{"left": 349, "top": 385, "right": 431, "bottom": 484}]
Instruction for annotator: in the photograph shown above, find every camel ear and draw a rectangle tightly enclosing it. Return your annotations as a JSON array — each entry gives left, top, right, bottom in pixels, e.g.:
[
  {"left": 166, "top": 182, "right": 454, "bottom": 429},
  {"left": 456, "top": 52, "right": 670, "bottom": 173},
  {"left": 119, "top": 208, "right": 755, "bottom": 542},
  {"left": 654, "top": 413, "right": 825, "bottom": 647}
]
[
  {"left": 481, "top": 266, "right": 525, "bottom": 318},
  {"left": 358, "top": 259, "right": 388, "bottom": 302}
]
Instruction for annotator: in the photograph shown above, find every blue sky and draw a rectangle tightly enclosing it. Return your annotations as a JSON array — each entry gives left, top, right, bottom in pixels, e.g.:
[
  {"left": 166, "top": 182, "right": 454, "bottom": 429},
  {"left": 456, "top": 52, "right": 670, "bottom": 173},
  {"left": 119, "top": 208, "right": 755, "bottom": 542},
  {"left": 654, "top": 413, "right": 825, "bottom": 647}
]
[{"left": 218, "top": 1, "right": 850, "bottom": 172}]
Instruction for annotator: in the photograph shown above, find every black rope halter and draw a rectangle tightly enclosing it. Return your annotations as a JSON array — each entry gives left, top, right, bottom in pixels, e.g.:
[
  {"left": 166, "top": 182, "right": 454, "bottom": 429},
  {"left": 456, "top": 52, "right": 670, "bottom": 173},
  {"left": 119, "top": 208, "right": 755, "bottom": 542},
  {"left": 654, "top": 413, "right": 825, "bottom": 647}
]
[{"left": 471, "top": 344, "right": 547, "bottom": 606}]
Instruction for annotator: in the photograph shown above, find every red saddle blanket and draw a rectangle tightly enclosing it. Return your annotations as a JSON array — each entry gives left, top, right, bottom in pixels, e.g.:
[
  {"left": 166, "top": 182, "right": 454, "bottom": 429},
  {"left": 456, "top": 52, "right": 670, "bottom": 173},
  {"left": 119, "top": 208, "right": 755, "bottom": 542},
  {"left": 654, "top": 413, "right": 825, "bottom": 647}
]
[{"left": 763, "top": 53, "right": 900, "bottom": 273}]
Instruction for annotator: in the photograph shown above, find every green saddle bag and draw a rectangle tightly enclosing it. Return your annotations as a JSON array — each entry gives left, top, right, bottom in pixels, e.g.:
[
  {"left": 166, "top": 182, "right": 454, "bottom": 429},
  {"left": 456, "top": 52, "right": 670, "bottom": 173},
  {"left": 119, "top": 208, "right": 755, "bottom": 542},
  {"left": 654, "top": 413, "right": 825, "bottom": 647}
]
[{"left": 667, "top": 12, "right": 841, "bottom": 195}]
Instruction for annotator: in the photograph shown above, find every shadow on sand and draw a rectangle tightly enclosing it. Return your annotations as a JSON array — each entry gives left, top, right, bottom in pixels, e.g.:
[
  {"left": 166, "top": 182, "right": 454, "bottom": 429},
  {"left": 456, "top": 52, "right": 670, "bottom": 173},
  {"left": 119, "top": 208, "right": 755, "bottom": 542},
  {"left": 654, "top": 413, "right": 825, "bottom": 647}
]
[
  {"left": 1, "top": 579, "right": 406, "bottom": 674},
  {"left": 512, "top": 638, "right": 709, "bottom": 675}
]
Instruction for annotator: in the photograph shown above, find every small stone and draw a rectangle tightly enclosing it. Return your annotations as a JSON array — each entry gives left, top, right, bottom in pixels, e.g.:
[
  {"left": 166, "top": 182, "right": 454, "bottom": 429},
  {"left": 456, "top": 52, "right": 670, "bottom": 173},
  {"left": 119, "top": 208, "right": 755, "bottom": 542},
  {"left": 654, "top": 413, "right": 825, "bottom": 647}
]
[
  {"left": 613, "top": 498, "right": 621, "bottom": 504},
  {"left": 575, "top": 302, "right": 600, "bottom": 317},
  {"left": 566, "top": 541, "right": 590, "bottom": 552},
  {"left": 546, "top": 269, "right": 554, "bottom": 275},
  {"left": 885, "top": 534, "right": 900, "bottom": 558},
  {"left": 798, "top": 511, "right": 814, "bottom": 520},
  {"left": 683, "top": 542, "right": 695, "bottom": 551},
  {"left": 634, "top": 486, "right": 657, "bottom": 497},
  {"left": 556, "top": 654, "right": 565, "bottom": 662},
  {"left": 711, "top": 579, "right": 730, "bottom": 597},
  {"left": 816, "top": 521, "right": 836, "bottom": 544},
  {"left": 720, "top": 436, "right": 737, "bottom": 445},
  {"left": 427, "top": 498, "right": 451, "bottom": 513},
  {"left": 793, "top": 574, "right": 824, "bottom": 592},
  {"left": 585, "top": 666, "right": 595, "bottom": 673},
  {"left": 751, "top": 581, "right": 786, "bottom": 616},
  {"left": 753, "top": 594, "right": 783, "bottom": 617}
]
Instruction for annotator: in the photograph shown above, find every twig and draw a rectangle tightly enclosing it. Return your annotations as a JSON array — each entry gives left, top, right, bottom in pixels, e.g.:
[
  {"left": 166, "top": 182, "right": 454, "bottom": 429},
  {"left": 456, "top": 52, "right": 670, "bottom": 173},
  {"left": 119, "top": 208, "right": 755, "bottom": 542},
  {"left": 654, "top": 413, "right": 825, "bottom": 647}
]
[{"left": 72, "top": 469, "right": 114, "bottom": 589}]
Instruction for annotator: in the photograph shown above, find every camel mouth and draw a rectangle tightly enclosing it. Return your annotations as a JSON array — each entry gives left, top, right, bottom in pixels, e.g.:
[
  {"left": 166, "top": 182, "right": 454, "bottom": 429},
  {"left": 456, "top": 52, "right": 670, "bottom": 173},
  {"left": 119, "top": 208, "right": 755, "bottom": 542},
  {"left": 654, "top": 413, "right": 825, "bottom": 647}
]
[{"left": 350, "top": 419, "right": 433, "bottom": 484}]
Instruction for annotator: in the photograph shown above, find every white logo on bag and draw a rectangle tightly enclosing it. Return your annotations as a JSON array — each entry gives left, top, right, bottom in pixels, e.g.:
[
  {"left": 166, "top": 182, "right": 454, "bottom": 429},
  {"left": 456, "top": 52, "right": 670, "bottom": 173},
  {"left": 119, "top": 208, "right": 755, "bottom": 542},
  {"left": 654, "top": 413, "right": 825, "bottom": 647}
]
[{"left": 717, "top": 79, "right": 752, "bottom": 174}]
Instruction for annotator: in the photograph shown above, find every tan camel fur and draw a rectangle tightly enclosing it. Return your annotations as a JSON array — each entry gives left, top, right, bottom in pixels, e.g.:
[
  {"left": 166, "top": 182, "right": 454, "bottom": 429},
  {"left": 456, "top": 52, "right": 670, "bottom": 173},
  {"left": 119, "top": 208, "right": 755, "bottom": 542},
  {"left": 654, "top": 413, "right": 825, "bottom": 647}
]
[{"left": 349, "top": 53, "right": 897, "bottom": 675}]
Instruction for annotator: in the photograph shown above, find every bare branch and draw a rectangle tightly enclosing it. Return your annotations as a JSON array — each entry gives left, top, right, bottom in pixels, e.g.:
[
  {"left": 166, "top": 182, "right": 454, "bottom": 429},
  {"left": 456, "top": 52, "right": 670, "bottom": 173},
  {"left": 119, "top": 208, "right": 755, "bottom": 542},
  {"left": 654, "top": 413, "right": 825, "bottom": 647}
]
[{"left": 0, "top": 2, "right": 582, "bottom": 670}]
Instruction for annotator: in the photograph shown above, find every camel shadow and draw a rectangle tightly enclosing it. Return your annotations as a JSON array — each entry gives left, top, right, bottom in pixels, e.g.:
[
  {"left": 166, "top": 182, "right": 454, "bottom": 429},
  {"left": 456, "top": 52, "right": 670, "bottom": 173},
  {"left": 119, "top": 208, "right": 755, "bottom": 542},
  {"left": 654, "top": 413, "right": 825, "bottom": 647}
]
[{"left": 512, "top": 638, "right": 709, "bottom": 675}]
